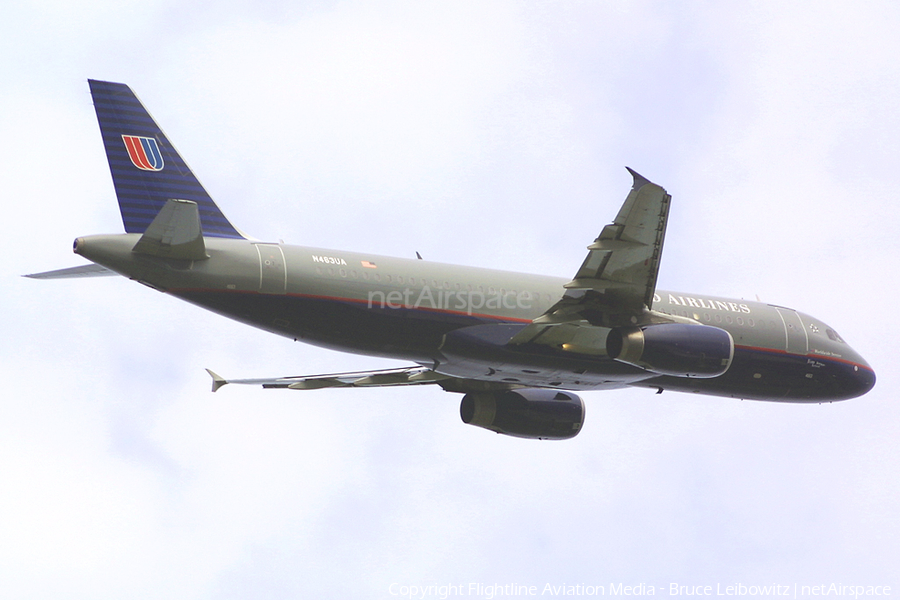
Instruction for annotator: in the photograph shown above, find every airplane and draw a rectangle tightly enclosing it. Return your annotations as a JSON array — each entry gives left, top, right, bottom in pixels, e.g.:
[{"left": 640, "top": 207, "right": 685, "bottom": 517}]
[{"left": 27, "top": 79, "right": 876, "bottom": 440}]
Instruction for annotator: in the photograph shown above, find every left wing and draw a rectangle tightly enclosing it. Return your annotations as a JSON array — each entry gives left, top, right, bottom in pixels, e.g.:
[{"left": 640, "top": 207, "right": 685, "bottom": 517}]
[
  {"left": 510, "top": 168, "right": 676, "bottom": 346},
  {"left": 206, "top": 366, "right": 451, "bottom": 392},
  {"left": 563, "top": 167, "right": 669, "bottom": 315}
]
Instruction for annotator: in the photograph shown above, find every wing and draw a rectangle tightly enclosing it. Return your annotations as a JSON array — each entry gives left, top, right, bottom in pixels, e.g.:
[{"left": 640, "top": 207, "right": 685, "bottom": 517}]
[
  {"left": 206, "top": 366, "right": 451, "bottom": 392},
  {"left": 511, "top": 168, "right": 675, "bottom": 346},
  {"left": 209, "top": 169, "right": 675, "bottom": 392}
]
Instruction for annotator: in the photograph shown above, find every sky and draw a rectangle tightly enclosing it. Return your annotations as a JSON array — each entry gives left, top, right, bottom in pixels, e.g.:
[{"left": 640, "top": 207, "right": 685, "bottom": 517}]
[{"left": 2, "top": 1, "right": 899, "bottom": 598}]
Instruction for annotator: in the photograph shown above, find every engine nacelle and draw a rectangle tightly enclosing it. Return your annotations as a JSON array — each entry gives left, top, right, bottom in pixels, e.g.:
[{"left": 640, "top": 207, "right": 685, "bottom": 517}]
[
  {"left": 460, "top": 388, "right": 585, "bottom": 440},
  {"left": 605, "top": 323, "right": 734, "bottom": 378}
]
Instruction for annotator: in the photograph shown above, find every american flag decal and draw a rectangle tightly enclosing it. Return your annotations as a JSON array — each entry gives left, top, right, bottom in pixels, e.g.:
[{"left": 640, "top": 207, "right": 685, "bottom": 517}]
[
  {"left": 361, "top": 260, "right": 377, "bottom": 269},
  {"left": 122, "top": 135, "right": 164, "bottom": 171}
]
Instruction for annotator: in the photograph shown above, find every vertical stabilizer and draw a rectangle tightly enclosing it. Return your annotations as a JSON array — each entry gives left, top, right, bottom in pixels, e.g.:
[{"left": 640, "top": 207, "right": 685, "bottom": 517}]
[{"left": 88, "top": 79, "right": 245, "bottom": 239}]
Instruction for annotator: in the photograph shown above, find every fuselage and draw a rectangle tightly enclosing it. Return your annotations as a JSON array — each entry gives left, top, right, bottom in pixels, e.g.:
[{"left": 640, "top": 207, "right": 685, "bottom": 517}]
[{"left": 74, "top": 234, "right": 876, "bottom": 402}]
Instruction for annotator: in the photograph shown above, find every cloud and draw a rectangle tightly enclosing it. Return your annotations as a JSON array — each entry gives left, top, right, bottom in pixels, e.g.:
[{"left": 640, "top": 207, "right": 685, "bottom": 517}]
[{"left": 2, "top": 1, "right": 898, "bottom": 598}]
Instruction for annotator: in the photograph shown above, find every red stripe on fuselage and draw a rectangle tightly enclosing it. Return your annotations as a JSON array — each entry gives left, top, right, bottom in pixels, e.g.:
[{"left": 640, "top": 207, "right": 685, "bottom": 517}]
[
  {"left": 734, "top": 344, "right": 873, "bottom": 372},
  {"left": 169, "top": 287, "right": 535, "bottom": 324},
  {"left": 168, "top": 287, "right": 874, "bottom": 373}
]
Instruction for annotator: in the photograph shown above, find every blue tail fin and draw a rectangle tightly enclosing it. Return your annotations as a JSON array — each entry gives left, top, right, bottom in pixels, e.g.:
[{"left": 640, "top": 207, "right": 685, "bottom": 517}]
[{"left": 88, "top": 79, "right": 245, "bottom": 239}]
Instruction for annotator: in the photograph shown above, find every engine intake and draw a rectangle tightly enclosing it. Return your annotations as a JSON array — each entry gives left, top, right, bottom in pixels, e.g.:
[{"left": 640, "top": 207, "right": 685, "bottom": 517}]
[
  {"left": 460, "top": 388, "right": 585, "bottom": 440},
  {"left": 606, "top": 323, "right": 734, "bottom": 378}
]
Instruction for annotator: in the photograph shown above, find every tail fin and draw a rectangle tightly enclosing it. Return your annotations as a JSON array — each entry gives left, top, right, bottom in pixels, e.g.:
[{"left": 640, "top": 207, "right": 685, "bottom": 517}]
[{"left": 88, "top": 79, "right": 245, "bottom": 239}]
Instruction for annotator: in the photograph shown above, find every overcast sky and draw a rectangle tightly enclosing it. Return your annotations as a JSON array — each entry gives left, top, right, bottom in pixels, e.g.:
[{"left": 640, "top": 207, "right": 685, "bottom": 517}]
[{"left": 2, "top": 1, "right": 898, "bottom": 598}]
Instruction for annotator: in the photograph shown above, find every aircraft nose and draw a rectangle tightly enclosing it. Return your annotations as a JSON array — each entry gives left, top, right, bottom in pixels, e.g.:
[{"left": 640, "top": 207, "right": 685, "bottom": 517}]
[
  {"left": 809, "top": 357, "right": 876, "bottom": 401},
  {"left": 848, "top": 363, "right": 876, "bottom": 398}
]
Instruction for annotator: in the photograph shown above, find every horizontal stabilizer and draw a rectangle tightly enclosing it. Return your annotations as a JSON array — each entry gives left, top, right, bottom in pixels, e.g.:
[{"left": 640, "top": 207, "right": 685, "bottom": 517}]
[
  {"left": 24, "top": 264, "right": 117, "bottom": 279},
  {"left": 132, "top": 199, "right": 209, "bottom": 260}
]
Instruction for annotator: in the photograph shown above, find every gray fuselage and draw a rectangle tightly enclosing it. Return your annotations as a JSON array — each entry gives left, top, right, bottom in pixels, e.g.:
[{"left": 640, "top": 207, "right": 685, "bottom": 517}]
[{"left": 74, "top": 234, "right": 875, "bottom": 402}]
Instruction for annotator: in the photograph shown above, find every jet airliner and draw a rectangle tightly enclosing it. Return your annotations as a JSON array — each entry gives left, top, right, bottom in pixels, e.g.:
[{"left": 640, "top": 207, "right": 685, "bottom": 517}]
[{"left": 27, "top": 80, "right": 876, "bottom": 439}]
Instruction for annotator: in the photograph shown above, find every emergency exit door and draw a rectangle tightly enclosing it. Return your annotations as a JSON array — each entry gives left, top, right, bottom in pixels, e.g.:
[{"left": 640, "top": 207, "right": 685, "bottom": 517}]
[{"left": 255, "top": 243, "right": 287, "bottom": 294}]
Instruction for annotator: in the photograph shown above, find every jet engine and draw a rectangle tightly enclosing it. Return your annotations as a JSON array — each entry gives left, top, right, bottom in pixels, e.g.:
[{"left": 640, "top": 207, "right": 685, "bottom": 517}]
[
  {"left": 460, "top": 388, "right": 585, "bottom": 440},
  {"left": 605, "top": 323, "right": 734, "bottom": 378}
]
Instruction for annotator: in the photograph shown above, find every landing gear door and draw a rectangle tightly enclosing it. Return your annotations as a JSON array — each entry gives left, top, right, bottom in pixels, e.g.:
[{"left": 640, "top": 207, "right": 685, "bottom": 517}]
[
  {"left": 255, "top": 243, "right": 287, "bottom": 294},
  {"left": 776, "top": 308, "right": 808, "bottom": 355}
]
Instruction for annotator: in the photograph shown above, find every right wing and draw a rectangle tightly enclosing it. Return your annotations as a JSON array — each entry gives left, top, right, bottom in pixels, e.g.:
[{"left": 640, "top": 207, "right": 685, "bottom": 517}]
[{"left": 206, "top": 366, "right": 451, "bottom": 392}]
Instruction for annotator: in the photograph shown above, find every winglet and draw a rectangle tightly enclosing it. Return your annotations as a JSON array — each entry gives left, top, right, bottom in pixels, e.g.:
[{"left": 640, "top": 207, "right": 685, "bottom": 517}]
[
  {"left": 625, "top": 166, "right": 652, "bottom": 189},
  {"left": 206, "top": 369, "right": 228, "bottom": 392}
]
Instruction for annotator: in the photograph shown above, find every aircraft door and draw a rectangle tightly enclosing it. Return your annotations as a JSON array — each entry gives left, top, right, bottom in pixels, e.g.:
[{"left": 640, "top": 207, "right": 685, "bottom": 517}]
[
  {"left": 255, "top": 243, "right": 287, "bottom": 294},
  {"left": 776, "top": 308, "right": 808, "bottom": 355}
]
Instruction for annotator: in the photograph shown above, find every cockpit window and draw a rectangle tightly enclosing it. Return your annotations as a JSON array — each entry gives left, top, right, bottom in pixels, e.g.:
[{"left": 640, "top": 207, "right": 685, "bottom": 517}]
[{"left": 826, "top": 328, "right": 846, "bottom": 343}]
